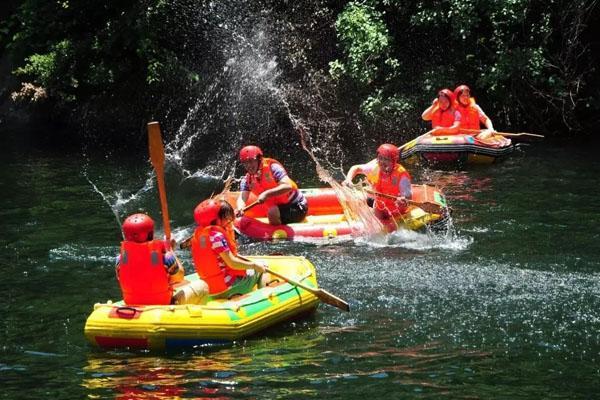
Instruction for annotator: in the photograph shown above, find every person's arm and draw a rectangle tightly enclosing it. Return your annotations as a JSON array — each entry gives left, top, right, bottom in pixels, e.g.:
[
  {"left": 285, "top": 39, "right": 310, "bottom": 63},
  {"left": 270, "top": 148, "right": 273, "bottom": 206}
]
[
  {"left": 256, "top": 163, "right": 292, "bottom": 203},
  {"left": 164, "top": 249, "right": 184, "bottom": 283},
  {"left": 257, "top": 177, "right": 292, "bottom": 203},
  {"left": 220, "top": 251, "right": 266, "bottom": 274},
  {"left": 422, "top": 99, "right": 438, "bottom": 121},
  {"left": 237, "top": 190, "right": 250, "bottom": 209},
  {"left": 475, "top": 105, "right": 495, "bottom": 139},
  {"left": 115, "top": 254, "right": 122, "bottom": 281},
  {"left": 236, "top": 175, "right": 251, "bottom": 214},
  {"left": 430, "top": 110, "right": 461, "bottom": 135},
  {"left": 342, "top": 162, "right": 370, "bottom": 186},
  {"left": 399, "top": 175, "right": 412, "bottom": 199}
]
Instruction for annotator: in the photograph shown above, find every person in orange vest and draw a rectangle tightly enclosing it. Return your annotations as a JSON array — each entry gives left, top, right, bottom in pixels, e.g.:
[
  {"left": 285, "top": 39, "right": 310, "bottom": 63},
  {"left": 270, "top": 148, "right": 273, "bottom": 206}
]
[
  {"left": 453, "top": 84, "right": 495, "bottom": 140},
  {"left": 342, "top": 144, "right": 412, "bottom": 230},
  {"left": 116, "top": 213, "right": 207, "bottom": 305},
  {"left": 236, "top": 145, "right": 308, "bottom": 225},
  {"left": 421, "top": 88, "right": 461, "bottom": 135},
  {"left": 191, "top": 199, "right": 270, "bottom": 298}
]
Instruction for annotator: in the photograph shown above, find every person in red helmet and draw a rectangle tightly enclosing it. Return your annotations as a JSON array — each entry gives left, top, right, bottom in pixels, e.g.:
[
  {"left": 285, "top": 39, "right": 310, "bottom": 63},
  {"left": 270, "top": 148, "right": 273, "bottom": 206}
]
[
  {"left": 343, "top": 144, "right": 412, "bottom": 228},
  {"left": 236, "top": 145, "right": 308, "bottom": 225},
  {"left": 453, "top": 84, "right": 495, "bottom": 140},
  {"left": 191, "top": 199, "right": 270, "bottom": 298},
  {"left": 116, "top": 213, "right": 207, "bottom": 305},
  {"left": 421, "top": 88, "right": 461, "bottom": 136}
]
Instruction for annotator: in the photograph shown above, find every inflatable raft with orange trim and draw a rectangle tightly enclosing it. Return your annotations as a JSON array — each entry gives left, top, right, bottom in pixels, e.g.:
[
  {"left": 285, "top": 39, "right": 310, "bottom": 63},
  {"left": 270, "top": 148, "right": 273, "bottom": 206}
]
[
  {"left": 401, "top": 133, "right": 515, "bottom": 165},
  {"left": 223, "top": 186, "right": 449, "bottom": 241},
  {"left": 84, "top": 255, "right": 320, "bottom": 351}
]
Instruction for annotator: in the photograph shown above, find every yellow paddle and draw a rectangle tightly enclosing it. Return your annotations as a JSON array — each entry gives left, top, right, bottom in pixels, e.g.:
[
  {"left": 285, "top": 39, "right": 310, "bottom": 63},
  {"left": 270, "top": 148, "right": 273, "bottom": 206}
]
[
  {"left": 147, "top": 121, "right": 172, "bottom": 242},
  {"left": 264, "top": 266, "right": 350, "bottom": 312},
  {"left": 459, "top": 128, "right": 544, "bottom": 140},
  {"left": 398, "top": 129, "right": 434, "bottom": 152},
  {"left": 238, "top": 256, "right": 350, "bottom": 312},
  {"left": 362, "top": 187, "right": 446, "bottom": 215}
]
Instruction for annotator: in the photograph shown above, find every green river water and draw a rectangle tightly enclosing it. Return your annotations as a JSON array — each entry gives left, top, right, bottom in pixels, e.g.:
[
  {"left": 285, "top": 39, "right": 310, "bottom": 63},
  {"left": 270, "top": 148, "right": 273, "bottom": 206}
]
[{"left": 1, "top": 128, "right": 599, "bottom": 399}]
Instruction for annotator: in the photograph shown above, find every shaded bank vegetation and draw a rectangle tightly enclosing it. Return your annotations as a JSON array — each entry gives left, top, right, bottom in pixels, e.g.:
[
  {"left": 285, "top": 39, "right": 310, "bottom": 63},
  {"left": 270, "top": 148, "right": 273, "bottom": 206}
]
[{"left": 1, "top": 0, "right": 598, "bottom": 147}]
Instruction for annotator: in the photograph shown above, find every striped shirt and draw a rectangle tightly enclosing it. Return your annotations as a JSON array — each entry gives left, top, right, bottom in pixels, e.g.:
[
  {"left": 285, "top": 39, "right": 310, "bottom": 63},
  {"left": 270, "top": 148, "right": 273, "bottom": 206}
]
[
  {"left": 240, "top": 162, "right": 307, "bottom": 207},
  {"left": 208, "top": 228, "right": 237, "bottom": 286}
]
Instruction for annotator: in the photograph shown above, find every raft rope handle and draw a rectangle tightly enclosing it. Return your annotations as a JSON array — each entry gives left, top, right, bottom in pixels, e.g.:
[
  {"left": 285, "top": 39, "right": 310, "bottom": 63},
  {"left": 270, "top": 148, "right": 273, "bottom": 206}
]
[{"left": 115, "top": 306, "right": 139, "bottom": 318}]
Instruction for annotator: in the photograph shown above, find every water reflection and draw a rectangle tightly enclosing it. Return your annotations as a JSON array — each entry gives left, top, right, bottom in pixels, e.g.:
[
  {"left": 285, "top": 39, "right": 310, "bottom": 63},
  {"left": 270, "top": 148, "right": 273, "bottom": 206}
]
[{"left": 82, "top": 331, "right": 328, "bottom": 398}]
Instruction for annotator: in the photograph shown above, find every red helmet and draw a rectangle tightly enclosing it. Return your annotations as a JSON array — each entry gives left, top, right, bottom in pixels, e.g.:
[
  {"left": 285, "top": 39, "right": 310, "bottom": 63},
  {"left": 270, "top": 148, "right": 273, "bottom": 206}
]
[
  {"left": 438, "top": 88, "right": 455, "bottom": 104},
  {"left": 122, "top": 213, "right": 154, "bottom": 242},
  {"left": 377, "top": 143, "right": 399, "bottom": 162},
  {"left": 239, "top": 145, "right": 263, "bottom": 162},
  {"left": 454, "top": 84, "right": 471, "bottom": 103},
  {"left": 194, "top": 199, "right": 221, "bottom": 227}
]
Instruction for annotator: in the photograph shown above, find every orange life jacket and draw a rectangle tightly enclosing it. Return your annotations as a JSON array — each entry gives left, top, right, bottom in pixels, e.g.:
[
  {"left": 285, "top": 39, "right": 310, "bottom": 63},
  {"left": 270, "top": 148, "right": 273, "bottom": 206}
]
[
  {"left": 246, "top": 157, "right": 299, "bottom": 207},
  {"left": 366, "top": 163, "right": 411, "bottom": 215},
  {"left": 431, "top": 106, "right": 459, "bottom": 129},
  {"left": 117, "top": 240, "right": 172, "bottom": 305},
  {"left": 457, "top": 97, "right": 481, "bottom": 130},
  {"left": 190, "top": 225, "right": 246, "bottom": 294}
]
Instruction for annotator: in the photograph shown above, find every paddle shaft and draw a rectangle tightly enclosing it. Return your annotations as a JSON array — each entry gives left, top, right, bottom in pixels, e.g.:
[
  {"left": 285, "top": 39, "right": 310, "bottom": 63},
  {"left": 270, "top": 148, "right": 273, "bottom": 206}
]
[
  {"left": 237, "top": 199, "right": 261, "bottom": 216},
  {"left": 238, "top": 256, "right": 350, "bottom": 312},
  {"left": 264, "top": 267, "right": 350, "bottom": 312},
  {"left": 459, "top": 128, "right": 544, "bottom": 139},
  {"left": 147, "top": 122, "right": 172, "bottom": 241},
  {"left": 399, "top": 129, "right": 434, "bottom": 151},
  {"left": 363, "top": 188, "right": 445, "bottom": 214}
]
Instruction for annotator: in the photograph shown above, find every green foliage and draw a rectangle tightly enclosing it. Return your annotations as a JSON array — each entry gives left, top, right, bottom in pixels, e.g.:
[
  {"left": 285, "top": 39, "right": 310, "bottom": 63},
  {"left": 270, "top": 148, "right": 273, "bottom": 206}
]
[
  {"left": 331, "top": 0, "right": 598, "bottom": 135},
  {"left": 1, "top": 0, "right": 597, "bottom": 140},
  {"left": 329, "top": 2, "right": 398, "bottom": 85}
]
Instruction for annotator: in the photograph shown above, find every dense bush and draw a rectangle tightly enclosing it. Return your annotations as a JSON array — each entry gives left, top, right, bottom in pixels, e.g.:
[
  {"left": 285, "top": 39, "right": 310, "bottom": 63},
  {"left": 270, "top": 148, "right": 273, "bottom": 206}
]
[
  {"left": 329, "top": 0, "right": 599, "bottom": 137},
  {"left": 1, "top": 0, "right": 598, "bottom": 145}
]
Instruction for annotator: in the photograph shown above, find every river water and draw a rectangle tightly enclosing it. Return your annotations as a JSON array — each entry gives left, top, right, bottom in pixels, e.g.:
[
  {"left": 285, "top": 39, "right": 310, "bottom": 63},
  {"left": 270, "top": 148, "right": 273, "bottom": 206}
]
[{"left": 1, "top": 128, "right": 599, "bottom": 399}]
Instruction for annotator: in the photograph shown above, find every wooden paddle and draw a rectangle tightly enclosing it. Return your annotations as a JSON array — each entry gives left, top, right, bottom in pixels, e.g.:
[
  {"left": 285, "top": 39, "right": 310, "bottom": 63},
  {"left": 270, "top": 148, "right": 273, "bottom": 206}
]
[
  {"left": 398, "top": 129, "right": 434, "bottom": 152},
  {"left": 265, "top": 266, "right": 350, "bottom": 312},
  {"left": 179, "top": 200, "right": 261, "bottom": 250},
  {"left": 459, "top": 128, "right": 544, "bottom": 140},
  {"left": 147, "top": 121, "right": 173, "bottom": 242},
  {"left": 238, "top": 256, "right": 350, "bottom": 312},
  {"left": 363, "top": 187, "right": 446, "bottom": 215},
  {"left": 235, "top": 199, "right": 261, "bottom": 217}
]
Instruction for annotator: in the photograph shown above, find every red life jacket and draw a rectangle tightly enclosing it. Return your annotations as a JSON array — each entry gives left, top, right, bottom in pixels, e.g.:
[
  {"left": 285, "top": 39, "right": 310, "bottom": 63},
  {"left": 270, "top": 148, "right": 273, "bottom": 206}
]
[
  {"left": 246, "top": 157, "right": 299, "bottom": 207},
  {"left": 457, "top": 97, "right": 481, "bottom": 130},
  {"left": 190, "top": 225, "right": 246, "bottom": 294},
  {"left": 366, "top": 163, "right": 411, "bottom": 215},
  {"left": 431, "top": 106, "right": 459, "bottom": 130},
  {"left": 117, "top": 240, "right": 172, "bottom": 305}
]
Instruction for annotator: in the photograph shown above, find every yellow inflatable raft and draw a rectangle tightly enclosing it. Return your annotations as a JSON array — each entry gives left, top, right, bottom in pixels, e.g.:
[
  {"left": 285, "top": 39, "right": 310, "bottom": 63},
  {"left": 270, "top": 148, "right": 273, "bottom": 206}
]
[{"left": 84, "top": 255, "right": 320, "bottom": 351}]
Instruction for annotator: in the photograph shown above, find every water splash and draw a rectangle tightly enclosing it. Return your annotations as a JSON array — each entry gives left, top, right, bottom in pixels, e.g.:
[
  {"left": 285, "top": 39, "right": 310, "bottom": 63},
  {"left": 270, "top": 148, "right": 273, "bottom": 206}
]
[{"left": 84, "top": 171, "right": 156, "bottom": 236}]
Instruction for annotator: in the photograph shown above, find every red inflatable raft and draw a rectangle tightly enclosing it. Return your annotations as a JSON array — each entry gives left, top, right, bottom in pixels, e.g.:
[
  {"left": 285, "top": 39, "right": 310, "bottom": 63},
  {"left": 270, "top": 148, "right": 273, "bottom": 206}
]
[
  {"left": 223, "top": 186, "right": 449, "bottom": 241},
  {"left": 401, "top": 133, "right": 514, "bottom": 165}
]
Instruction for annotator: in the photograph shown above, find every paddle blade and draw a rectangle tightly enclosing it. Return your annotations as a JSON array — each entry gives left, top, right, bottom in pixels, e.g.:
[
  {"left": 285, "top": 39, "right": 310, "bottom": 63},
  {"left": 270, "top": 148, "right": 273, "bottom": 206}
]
[
  {"left": 408, "top": 200, "right": 446, "bottom": 215},
  {"left": 315, "top": 289, "right": 350, "bottom": 312},
  {"left": 147, "top": 122, "right": 165, "bottom": 169}
]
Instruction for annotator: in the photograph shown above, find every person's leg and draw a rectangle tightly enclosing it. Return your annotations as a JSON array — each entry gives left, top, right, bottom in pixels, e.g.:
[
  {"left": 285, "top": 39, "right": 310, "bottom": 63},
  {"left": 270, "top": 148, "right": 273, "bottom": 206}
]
[
  {"left": 279, "top": 202, "right": 308, "bottom": 224},
  {"left": 212, "top": 273, "right": 262, "bottom": 299},
  {"left": 172, "top": 279, "right": 209, "bottom": 305},
  {"left": 267, "top": 205, "right": 282, "bottom": 225}
]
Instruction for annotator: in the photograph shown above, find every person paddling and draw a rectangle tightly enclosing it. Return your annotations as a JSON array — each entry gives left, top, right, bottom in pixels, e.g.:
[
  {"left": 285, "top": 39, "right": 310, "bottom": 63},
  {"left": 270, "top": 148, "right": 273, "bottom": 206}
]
[
  {"left": 343, "top": 144, "right": 412, "bottom": 231},
  {"left": 421, "top": 88, "right": 461, "bottom": 136},
  {"left": 116, "top": 213, "right": 207, "bottom": 305},
  {"left": 453, "top": 84, "right": 495, "bottom": 140},
  {"left": 236, "top": 145, "right": 308, "bottom": 225},
  {"left": 191, "top": 199, "right": 271, "bottom": 299}
]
